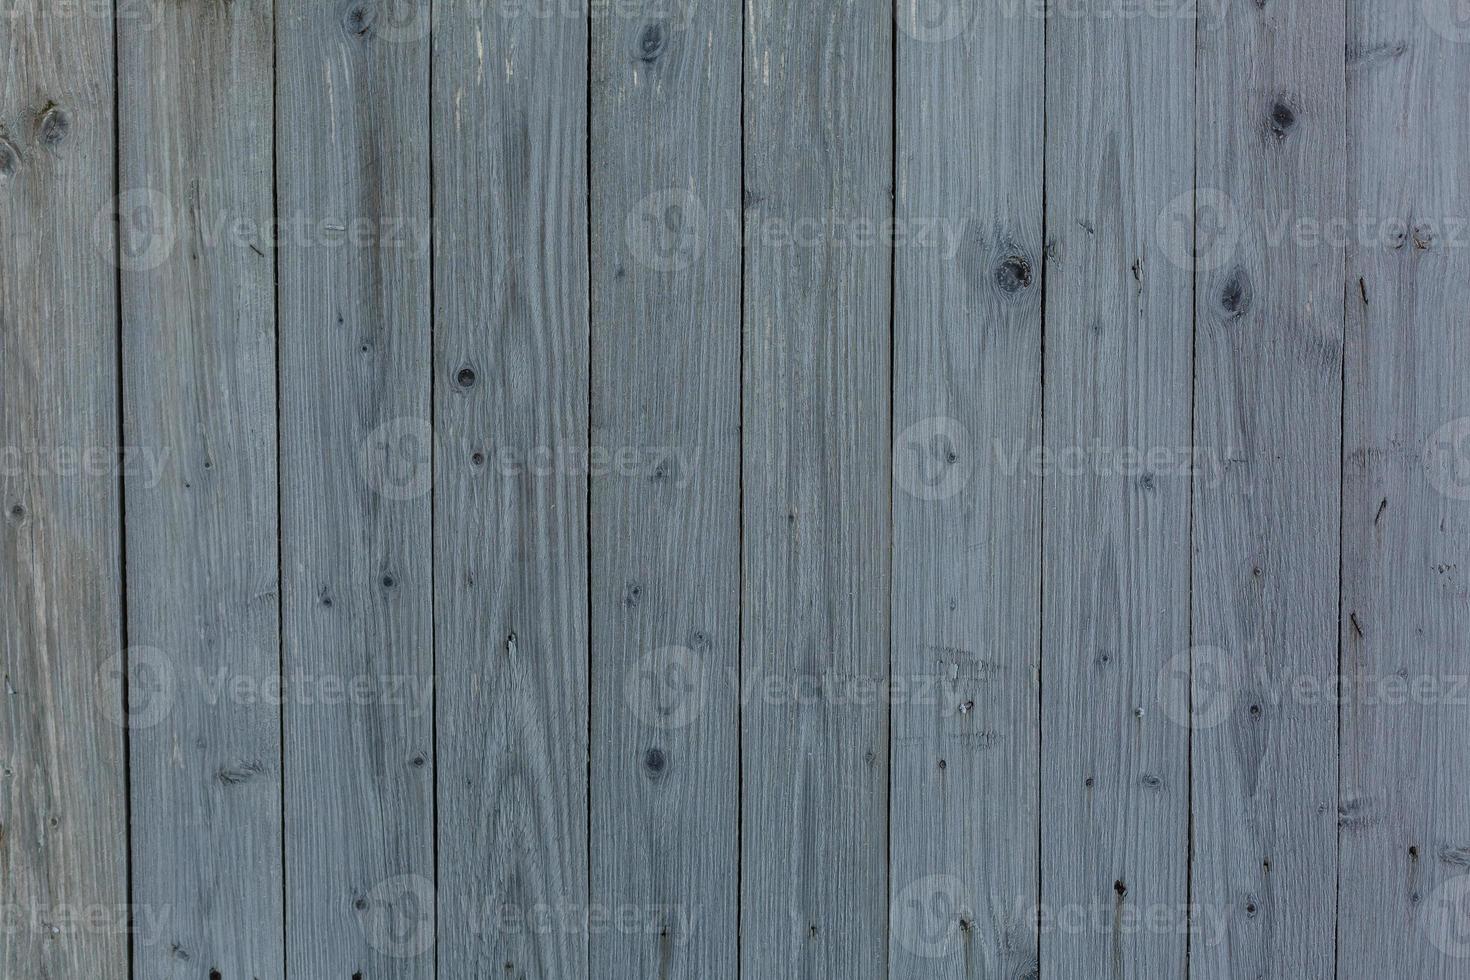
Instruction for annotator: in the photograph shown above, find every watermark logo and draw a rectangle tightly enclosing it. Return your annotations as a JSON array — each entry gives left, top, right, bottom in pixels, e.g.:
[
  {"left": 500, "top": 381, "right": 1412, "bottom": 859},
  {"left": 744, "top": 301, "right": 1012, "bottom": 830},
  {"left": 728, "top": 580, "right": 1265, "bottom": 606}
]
[
  {"left": 895, "top": 417, "right": 972, "bottom": 502},
  {"left": 1423, "top": 874, "right": 1470, "bottom": 958},
  {"left": 1423, "top": 0, "right": 1470, "bottom": 42},
  {"left": 357, "top": 873, "right": 436, "bottom": 958},
  {"left": 624, "top": 645, "right": 709, "bottom": 730},
  {"left": 892, "top": 874, "right": 973, "bottom": 959},
  {"left": 360, "top": 417, "right": 435, "bottom": 501},
  {"left": 625, "top": 189, "right": 706, "bottom": 272},
  {"left": 96, "top": 189, "right": 176, "bottom": 273},
  {"left": 1424, "top": 417, "right": 1470, "bottom": 501},
  {"left": 339, "top": 0, "right": 431, "bottom": 43},
  {"left": 1157, "top": 646, "right": 1244, "bottom": 730},
  {"left": 897, "top": 0, "right": 969, "bottom": 42},
  {"left": 1156, "top": 188, "right": 1240, "bottom": 273},
  {"left": 95, "top": 646, "right": 177, "bottom": 730}
]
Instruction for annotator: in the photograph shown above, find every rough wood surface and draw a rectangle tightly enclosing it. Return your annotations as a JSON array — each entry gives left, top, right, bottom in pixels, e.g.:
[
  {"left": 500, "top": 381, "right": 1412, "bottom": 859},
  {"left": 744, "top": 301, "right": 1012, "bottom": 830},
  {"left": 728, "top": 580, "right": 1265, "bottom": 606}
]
[
  {"left": 277, "top": 0, "right": 435, "bottom": 974},
  {"left": 119, "top": 0, "right": 284, "bottom": 976},
  {"left": 589, "top": 0, "right": 741, "bottom": 976},
  {"left": 1191, "top": 1, "right": 1345, "bottom": 976},
  {"left": 0, "top": 4, "right": 127, "bottom": 979},
  {"left": 1041, "top": 3, "right": 1194, "bottom": 976},
  {"left": 742, "top": 0, "right": 891, "bottom": 977},
  {"left": 432, "top": 1, "right": 590, "bottom": 977}
]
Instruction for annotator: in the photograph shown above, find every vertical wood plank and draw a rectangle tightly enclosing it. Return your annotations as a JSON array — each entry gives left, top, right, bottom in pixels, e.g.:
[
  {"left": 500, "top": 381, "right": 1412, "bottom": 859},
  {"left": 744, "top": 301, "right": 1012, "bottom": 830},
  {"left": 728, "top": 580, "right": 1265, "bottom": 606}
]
[
  {"left": 277, "top": 0, "right": 435, "bottom": 973},
  {"left": 589, "top": 0, "right": 741, "bottom": 975},
  {"left": 1341, "top": 1, "right": 1470, "bottom": 973},
  {"left": 119, "top": 0, "right": 284, "bottom": 975},
  {"left": 1190, "top": 1, "right": 1344, "bottom": 976},
  {"left": 889, "top": 1, "right": 1042, "bottom": 976},
  {"left": 432, "top": 1, "right": 589, "bottom": 977},
  {"left": 0, "top": 4, "right": 126, "bottom": 979},
  {"left": 742, "top": 0, "right": 891, "bottom": 976},
  {"left": 1041, "top": 0, "right": 1193, "bottom": 975}
]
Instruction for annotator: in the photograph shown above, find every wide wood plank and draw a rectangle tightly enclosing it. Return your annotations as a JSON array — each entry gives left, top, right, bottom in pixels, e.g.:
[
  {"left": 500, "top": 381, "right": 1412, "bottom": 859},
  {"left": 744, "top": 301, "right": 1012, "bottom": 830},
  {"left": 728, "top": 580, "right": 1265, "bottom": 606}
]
[
  {"left": 889, "top": 1, "right": 1043, "bottom": 976},
  {"left": 742, "top": 0, "right": 891, "bottom": 976},
  {"left": 589, "top": 0, "right": 741, "bottom": 975},
  {"left": 119, "top": 0, "right": 283, "bottom": 976},
  {"left": 1190, "top": 1, "right": 1344, "bottom": 976},
  {"left": 277, "top": 0, "right": 435, "bottom": 974},
  {"left": 1340, "top": 2, "right": 1470, "bottom": 973},
  {"left": 1041, "top": 2, "right": 1194, "bottom": 975},
  {"left": 432, "top": 1, "right": 590, "bottom": 977},
  {"left": 0, "top": 6, "right": 127, "bottom": 979}
]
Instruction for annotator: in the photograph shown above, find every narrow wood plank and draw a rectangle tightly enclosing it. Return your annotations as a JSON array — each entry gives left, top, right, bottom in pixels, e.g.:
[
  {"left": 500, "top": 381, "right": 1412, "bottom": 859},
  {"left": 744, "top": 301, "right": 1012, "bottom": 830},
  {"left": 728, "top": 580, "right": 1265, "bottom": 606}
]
[
  {"left": 589, "top": 0, "right": 741, "bottom": 975},
  {"left": 432, "top": 1, "right": 589, "bottom": 976},
  {"left": 1190, "top": 2, "right": 1344, "bottom": 976},
  {"left": 119, "top": 0, "right": 283, "bottom": 975},
  {"left": 742, "top": 0, "right": 891, "bottom": 976},
  {"left": 1340, "top": 3, "right": 1470, "bottom": 973},
  {"left": 888, "top": 1, "right": 1043, "bottom": 977},
  {"left": 277, "top": 0, "right": 435, "bottom": 973},
  {"left": 0, "top": 6, "right": 127, "bottom": 979},
  {"left": 1040, "top": 1, "right": 1193, "bottom": 974}
]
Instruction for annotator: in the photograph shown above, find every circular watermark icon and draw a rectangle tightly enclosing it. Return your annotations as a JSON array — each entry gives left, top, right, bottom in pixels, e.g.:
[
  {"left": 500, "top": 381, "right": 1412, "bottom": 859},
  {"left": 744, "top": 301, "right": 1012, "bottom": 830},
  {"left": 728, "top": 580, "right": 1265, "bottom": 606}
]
[
  {"left": 1155, "top": 188, "right": 1240, "bottom": 273},
  {"left": 95, "top": 646, "right": 176, "bottom": 730},
  {"left": 624, "top": 645, "right": 709, "bottom": 730},
  {"left": 339, "top": 0, "right": 431, "bottom": 42},
  {"left": 892, "top": 874, "right": 973, "bottom": 959},
  {"left": 897, "top": 0, "right": 969, "bottom": 42},
  {"left": 624, "top": 189, "right": 706, "bottom": 272},
  {"left": 95, "top": 188, "right": 176, "bottom": 272},
  {"left": 357, "top": 873, "right": 436, "bottom": 958},
  {"left": 1423, "top": 874, "right": 1470, "bottom": 958},
  {"left": 1424, "top": 418, "right": 1470, "bottom": 501},
  {"left": 358, "top": 417, "right": 434, "bottom": 501},
  {"left": 1157, "top": 646, "right": 1244, "bottom": 730},
  {"left": 894, "top": 416, "right": 972, "bottom": 502},
  {"left": 1423, "top": 0, "right": 1470, "bottom": 42}
]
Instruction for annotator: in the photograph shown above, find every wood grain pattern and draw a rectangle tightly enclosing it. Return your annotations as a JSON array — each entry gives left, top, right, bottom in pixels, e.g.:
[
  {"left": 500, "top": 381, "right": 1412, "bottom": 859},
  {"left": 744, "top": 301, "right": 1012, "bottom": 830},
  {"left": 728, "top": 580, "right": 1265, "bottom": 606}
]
[
  {"left": 119, "top": 0, "right": 283, "bottom": 976},
  {"left": 590, "top": 0, "right": 741, "bottom": 976},
  {"left": 1191, "top": 1, "right": 1344, "bottom": 976},
  {"left": 277, "top": 0, "right": 435, "bottom": 974},
  {"left": 1340, "top": 0, "right": 1470, "bottom": 973},
  {"left": 742, "top": 1, "right": 891, "bottom": 977},
  {"left": 889, "top": 0, "right": 1043, "bottom": 976},
  {"left": 1041, "top": 1, "right": 1194, "bottom": 975},
  {"left": 0, "top": 4, "right": 127, "bottom": 978},
  {"left": 432, "top": 1, "right": 590, "bottom": 977}
]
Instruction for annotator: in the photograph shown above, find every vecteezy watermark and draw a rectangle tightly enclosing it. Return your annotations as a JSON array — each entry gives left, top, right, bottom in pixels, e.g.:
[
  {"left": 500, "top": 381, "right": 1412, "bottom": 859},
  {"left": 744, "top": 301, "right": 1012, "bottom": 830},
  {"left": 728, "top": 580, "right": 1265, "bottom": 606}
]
[
  {"left": 480, "top": 444, "right": 701, "bottom": 489},
  {"left": 0, "top": 444, "right": 172, "bottom": 488},
  {"left": 356, "top": 874, "right": 436, "bottom": 959},
  {"left": 898, "top": 0, "right": 1216, "bottom": 42},
  {"left": 489, "top": 0, "right": 693, "bottom": 27},
  {"left": 95, "top": 647, "right": 178, "bottom": 731},
  {"left": 1422, "top": 0, "right": 1470, "bottom": 43},
  {"left": 891, "top": 874, "right": 973, "bottom": 959},
  {"left": 360, "top": 417, "right": 436, "bottom": 502},
  {"left": 2, "top": 0, "right": 161, "bottom": 30},
  {"left": 1423, "top": 874, "right": 1470, "bottom": 958},
  {"left": 624, "top": 645, "right": 711, "bottom": 730},
  {"left": 1157, "top": 646, "right": 1470, "bottom": 731},
  {"left": 894, "top": 417, "right": 1227, "bottom": 502},
  {"left": 337, "top": 0, "right": 431, "bottom": 43},
  {"left": 0, "top": 902, "right": 172, "bottom": 946},
  {"left": 459, "top": 899, "right": 695, "bottom": 941},
  {"left": 1018, "top": 896, "right": 1231, "bottom": 948},
  {"left": 1155, "top": 188, "right": 1243, "bottom": 273},
  {"left": 94, "top": 189, "right": 430, "bottom": 273},
  {"left": 1424, "top": 417, "right": 1470, "bottom": 501}
]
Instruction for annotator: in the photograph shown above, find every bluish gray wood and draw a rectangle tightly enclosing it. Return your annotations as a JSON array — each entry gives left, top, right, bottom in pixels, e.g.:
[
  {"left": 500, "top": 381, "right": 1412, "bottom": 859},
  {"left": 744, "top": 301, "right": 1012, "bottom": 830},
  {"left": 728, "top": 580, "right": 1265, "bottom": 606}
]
[
  {"left": 1041, "top": 2, "right": 1193, "bottom": 975},
  {"left": 590, "top": 0, "right": 741, "bottom": 975},
  {"left": 0, "top": 6, "right": 126, "bottom": 979},
  {"left": 432, "top": 1, "right": 590, "bottom": 977},
  {"left": 889, "top": 1, "right": 1042, "bottom": 977},
  {"left": 1340, "top": 2, "right": 1470, "bottom": 973},
  {"left": 277, "top": 0, "right": 435, "bottom": 974},
  {"left": 742, "top": 0, "right": 890, "bottom": 976},
  {"left": 120, "top": 0, "right": 284, "bottom": 976},
  {"left": 1191, "top": 1, "right": 1344, "bottom": 976}
]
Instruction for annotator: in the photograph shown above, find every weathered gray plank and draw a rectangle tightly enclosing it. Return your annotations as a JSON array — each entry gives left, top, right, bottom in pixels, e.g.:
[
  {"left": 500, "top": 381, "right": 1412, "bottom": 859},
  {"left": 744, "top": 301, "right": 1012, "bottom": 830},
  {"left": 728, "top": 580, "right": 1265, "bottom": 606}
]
[
  {"left": 277, "top": 0, "right": 436, "bottom": 974},
  {"left": 119, "top": 0, "right": 283, "bottom": 976},
  {"left": 1340, "top": 2, "right": 1470, "bottom": 973},
  {"left": 432, "top": 1, "right": 589, "bottom": 977},
  {"left": 0, "top": 6, "right": 127, "bottom": 979},
  {"left": 888, "top": 1, "right": 1042, "bottom": 977},
  {"left": 1040, "top": 2, "right": 1193, "bottom": 975},
  {"left": 1189, "top": 1, "right": 1344, "bottom": 975},
  {"left": 742, "top": 0, "right": 891, "bottom": 976},
  {"left": 590, "top": 0, "right": 741, "bottom": 975}
]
